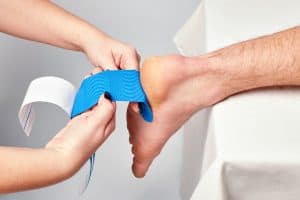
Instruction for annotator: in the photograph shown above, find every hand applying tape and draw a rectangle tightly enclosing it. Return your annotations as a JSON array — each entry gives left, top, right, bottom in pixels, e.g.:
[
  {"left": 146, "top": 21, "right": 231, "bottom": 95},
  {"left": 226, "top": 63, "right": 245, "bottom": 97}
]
[
  {"left": 18, "top": 70, "right": 153, "bottom": 192},
  {"left": 71, "top": 70, "right": 153, "bottom": 122},
  {"left": 71, "top": 70, "right": 153, "bottom": 190}
]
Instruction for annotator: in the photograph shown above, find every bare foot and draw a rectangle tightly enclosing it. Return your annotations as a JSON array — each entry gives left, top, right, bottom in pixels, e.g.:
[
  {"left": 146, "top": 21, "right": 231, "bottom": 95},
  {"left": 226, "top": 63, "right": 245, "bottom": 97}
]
[{"left": 127, "top": 55, "right": 229, "bottom": 177}]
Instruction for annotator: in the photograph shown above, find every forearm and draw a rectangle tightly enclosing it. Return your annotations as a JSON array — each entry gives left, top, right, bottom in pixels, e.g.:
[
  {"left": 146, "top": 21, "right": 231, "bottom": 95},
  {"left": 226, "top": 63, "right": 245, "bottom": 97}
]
[
  {"left": 0, "top": 147, "right": 69, "bottom": 193},
  {"left": 207, "top": 26, "right": 300, "bottom": 96},
  {"left": 0, "top": 0, "right": 105, "bottom": 51}
]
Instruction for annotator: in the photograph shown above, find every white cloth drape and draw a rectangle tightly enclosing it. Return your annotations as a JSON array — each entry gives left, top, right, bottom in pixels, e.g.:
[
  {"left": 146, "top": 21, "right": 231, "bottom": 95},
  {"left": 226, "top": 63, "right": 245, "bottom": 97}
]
[{"left": 174, "top": 0, "right": 300, "bottom": 199}]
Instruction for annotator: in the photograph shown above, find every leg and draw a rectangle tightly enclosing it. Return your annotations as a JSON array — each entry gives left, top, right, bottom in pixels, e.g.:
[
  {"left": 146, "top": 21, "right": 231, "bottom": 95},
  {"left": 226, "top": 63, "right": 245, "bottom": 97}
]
[{"left": 128, "top": 26, "right": 300, "bottom": 178}]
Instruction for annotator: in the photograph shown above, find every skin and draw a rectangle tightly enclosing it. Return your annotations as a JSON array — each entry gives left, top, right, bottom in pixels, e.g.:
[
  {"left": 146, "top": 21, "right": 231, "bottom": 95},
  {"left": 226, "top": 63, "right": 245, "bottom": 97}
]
[
  {"left": 127, "top": 26, "right": 300, "bottom": 178},
  {"left": 0, "top": 0, "right": 139, "bottom": 193}
]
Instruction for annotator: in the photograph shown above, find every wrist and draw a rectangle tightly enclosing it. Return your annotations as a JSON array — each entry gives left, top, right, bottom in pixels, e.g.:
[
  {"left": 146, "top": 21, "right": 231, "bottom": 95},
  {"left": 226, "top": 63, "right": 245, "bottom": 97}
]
[
  {"left": 43, "top": 146, "right": 78, "bottom": 180},
  {"left": 77, "top": 24, "right": 109, "bottom": 54}
]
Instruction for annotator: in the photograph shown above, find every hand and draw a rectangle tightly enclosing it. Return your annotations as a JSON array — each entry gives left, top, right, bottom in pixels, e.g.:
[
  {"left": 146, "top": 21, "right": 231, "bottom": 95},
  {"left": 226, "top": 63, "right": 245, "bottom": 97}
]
[
  {"left": 81, "top": 32, "right": 141, "bottom": 112},
  {"left": 81, "top": 32, "right": 140, "bottom": 70},
  {"left": 45, "top": 68, "right": 116, "bottom": 177}
]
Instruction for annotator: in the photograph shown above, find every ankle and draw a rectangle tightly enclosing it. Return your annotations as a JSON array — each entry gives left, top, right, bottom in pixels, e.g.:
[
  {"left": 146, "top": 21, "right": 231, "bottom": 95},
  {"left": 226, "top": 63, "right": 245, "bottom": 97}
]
[{"left": 188, "top": 54, "right": 231, "bottom": 110}]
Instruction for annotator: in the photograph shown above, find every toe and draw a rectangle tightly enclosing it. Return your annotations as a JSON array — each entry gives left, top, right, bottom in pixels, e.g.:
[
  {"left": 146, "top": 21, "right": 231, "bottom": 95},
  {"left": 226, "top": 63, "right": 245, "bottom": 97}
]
[{"left": 132, "top": 156, "right": 153, "bottom": 178}]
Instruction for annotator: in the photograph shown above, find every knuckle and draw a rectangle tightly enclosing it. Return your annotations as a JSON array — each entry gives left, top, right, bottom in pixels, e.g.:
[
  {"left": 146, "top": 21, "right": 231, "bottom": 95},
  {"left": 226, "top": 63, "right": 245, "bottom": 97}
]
[
  {"left": 99, "top": 102, "right": 115, "bottom": 119},
  {"left": 128, "top": 46, "right": 138, "bottom": 55}
]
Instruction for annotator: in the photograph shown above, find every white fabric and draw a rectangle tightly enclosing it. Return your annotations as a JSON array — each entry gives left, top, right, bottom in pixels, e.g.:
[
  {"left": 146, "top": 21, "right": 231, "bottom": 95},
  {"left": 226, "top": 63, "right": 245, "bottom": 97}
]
[{"left": 174, "top": 0, "right": 300, "bottom": 199}]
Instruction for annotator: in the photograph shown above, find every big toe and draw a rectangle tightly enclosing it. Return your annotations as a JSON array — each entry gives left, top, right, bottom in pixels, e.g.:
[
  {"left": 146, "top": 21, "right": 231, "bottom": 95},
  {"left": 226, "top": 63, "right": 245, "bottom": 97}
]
[{"left": 132, "top": 157, "right": 153, "bottom": 178}]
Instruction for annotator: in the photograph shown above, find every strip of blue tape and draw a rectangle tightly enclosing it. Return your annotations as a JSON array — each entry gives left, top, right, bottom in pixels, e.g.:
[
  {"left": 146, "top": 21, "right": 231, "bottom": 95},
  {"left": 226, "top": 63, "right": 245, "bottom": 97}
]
[
  {"left": 70, "top": 70, "right": 153, "bottom": 190},
  {"left": 71, "top": 70, "right": 153, "bottom": 121}
]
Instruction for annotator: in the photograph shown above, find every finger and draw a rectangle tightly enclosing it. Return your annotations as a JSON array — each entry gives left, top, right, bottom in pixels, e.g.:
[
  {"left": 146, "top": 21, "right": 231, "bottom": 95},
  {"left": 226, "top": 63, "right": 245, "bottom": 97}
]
[
  {"left": 89, "top": 95, "right": 116, "bottom": 129},
  {"left": 92, "top": 67, "right": 102, "bottom": 74},
  {"left": 84, "top": 73, "right": 92, "bottom": 79},
  {"left": 79, "top": 67, "right": 104, "bottom": 118},
  {"left": 79, "top": 109, "right": 93, "bottom": 118},
  {"left": 137, "top": 53, "right": 141, "bottom": 64},
  {"left": 90, "top": 102, "right": 116, "bottom": 148},
  {"left": 98, "top": 55, "right": 118, "bottom": 70},
  {"left": 84, "top": 67, "right": 103, "bottom": 79},
  {"left": 103, "top": 110, "right": 116, "bottom": 139},
  {"left": 120, "top": 48, "right": 140, "bottom": 70}
]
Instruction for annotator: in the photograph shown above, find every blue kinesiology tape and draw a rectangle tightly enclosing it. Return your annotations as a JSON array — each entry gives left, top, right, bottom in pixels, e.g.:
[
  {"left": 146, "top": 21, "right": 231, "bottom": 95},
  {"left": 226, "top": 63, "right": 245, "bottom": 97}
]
[
  {"left": 70, "top": 70, "right": 153, "bottom": 191},
  {"left": 71, "top": 70, "right": 153, "bottom": 122}
]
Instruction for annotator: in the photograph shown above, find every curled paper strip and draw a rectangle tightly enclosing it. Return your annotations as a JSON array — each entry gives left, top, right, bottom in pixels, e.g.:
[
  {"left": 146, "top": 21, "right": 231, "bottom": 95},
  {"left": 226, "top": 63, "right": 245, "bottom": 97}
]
[
  {"left": 19, "top": 76, "right": 77, "bottom": 136},
  {"left": 18, "top": 76, "right": 93, "bottom": 192}
]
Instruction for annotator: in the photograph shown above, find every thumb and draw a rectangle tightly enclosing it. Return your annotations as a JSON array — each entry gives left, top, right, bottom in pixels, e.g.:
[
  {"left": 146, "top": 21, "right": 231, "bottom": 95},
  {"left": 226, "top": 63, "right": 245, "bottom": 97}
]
[
  {"left": 119, "top": 48, "right": 140, "bottom": 70},
  {"left": 97, "top": 55, "right": 118, "bottom": 70},
  {"left": 89, "top": 95, "right": 116, "bottom": 129}
]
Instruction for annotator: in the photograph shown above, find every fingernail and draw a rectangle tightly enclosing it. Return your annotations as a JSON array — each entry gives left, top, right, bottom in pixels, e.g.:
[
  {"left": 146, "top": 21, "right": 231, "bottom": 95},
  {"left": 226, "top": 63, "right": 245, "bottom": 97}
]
[{"left": 104, "top": 92, "right": 112, "bottom": 101}]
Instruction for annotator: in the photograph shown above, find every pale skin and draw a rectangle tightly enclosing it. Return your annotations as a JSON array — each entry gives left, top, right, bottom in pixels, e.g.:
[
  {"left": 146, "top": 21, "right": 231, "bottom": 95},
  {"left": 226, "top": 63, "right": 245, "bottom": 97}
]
[
  {"left": 128, "top": 26, "right": 300, "bottom": 177},
  {"left": 0, "top": 0, "right": 139, "bottom": 193}
]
